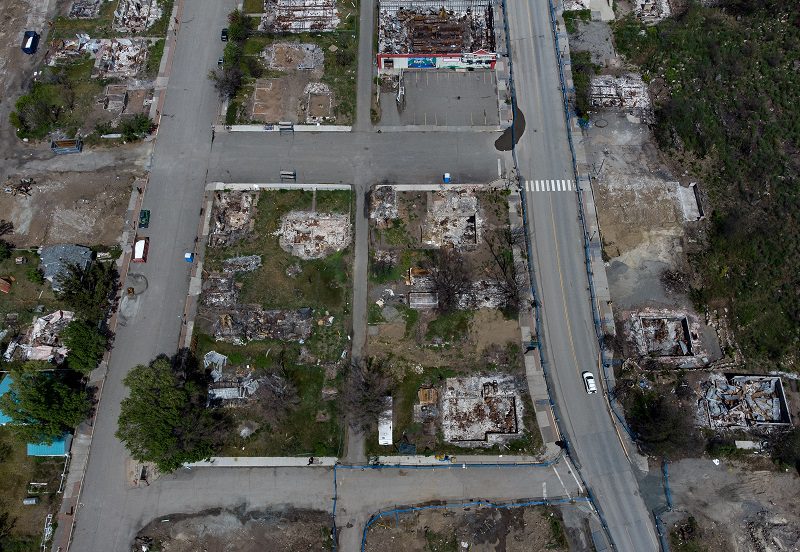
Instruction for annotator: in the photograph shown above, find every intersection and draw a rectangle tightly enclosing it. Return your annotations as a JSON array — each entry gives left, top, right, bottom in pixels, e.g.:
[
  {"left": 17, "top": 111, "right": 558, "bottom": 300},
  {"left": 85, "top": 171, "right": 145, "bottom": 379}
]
[{"left": 61, "top": 0, "right": 658, "bottom": 550}]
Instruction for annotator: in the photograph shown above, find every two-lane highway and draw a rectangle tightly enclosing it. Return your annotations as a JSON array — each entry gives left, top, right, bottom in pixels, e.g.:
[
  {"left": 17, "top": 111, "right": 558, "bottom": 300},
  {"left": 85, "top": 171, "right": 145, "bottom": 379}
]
[{"left": 506, "top": 1, "right": 659, "bottom": 550}]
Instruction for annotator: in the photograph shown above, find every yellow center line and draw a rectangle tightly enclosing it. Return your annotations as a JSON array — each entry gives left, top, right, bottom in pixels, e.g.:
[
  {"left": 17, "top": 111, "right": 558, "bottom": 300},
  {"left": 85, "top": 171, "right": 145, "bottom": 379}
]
[{"left": 547, "top": 193, "right": 583, "bottom": 378}]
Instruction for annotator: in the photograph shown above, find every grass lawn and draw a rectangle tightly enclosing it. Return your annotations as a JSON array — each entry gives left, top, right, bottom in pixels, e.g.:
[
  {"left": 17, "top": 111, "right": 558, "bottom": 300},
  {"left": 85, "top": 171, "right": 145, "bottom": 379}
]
[
  {"left": 145, "top": 39, "right": 165, "bottom": 78},
  {"left": 366, "top": 363, "right": 542, "bottom": 457},
  {"left": 0, "top": 251, "right": 65, "bottom": 322},
  {"left": 426, "top": 311, "right": 473, "bottom": 342},
  {"left": 195, "top": 334, "right": 344, "bottom": 457},
  {"left": 370, "top": 249, "right": 428, "bottom": 284},
  {"left": 0, "top": 427, "right": 65, "bottom": 549},
  {"left": 206, "top": 189, "right": 351, "bottom": 312},
  {"left": 242, "top": 0, "right": 263, "bottom": 13},
  {"left": 240, "top": 24, "right": 359, "bottom": 123},
  {"left": 199, "top": 189, "right": 353, "bottom": 456}
]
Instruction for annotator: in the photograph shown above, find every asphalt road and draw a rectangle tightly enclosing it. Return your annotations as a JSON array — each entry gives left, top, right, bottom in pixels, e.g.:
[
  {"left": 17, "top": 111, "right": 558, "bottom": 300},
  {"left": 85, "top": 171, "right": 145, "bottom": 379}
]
[
  {"left": 69, "top": 0, "right": 238, "bottom": 549},
  {"left": 506, "top": 1, "right": 658, "bottom": 550}
]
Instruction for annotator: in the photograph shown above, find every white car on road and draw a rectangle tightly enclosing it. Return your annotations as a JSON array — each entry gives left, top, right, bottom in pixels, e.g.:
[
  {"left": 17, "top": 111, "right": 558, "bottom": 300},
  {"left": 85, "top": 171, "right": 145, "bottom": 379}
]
[{"left": 582, "top": 371, "right": 597, "bottom": 394}]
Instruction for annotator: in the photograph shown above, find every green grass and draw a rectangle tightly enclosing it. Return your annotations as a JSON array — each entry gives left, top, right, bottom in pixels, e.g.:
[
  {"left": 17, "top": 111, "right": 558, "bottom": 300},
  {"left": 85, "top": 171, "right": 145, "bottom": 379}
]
[
  {"left": 545, "top": 508, "right": 569, "bottom": 549},
  {"left": 380, "top": 219, "right": 412, "bottom": 246},
  {"left": 146, "top": 0, "right": 175, "bottom": 37},
  {"left": 145, "top": 39, "right": 165, "bottom": 78},
  {"left": 243, "top": 0, "right": 263, "bottom": 13},
  {"left": 196, "top": 334, "right": 343, "bottom": 456},
  {"left": 370, "top": 249, "right": 427, "bottom": 284},
  {"left": 207, "top": 190, "right": 350, "bottom": 311},
  {"left": 403, "top": 306, "right": 419, "bottom": 337},
  {"left": 315, "top": 190, "right": 352, "bottom": 214},
  {"left": 424, "top": 530, "right": 457, "bottom": 552},
  {"left": 0, "top": 427, "right": 64, "bottom": 547},
  {"left": 0, "top": 251, "right": 65, "bottom": 322},
  {"left": 51, "top": 1, "right": 117, "bottom": 39},
  {"left": 613, "top": 4, "right": 800, "bottom": 364},
  {"left": 425, "top": 311, "right": 473, "bottom": 342},
  {"left": 10, "top": 57, "right": 105, "bottom": 139},
  {"left": 368, "top": 303, "right": 385, "bottom": 324},
  {"left": 240, "top": 29, "right": 359, "bottom": 123},
  {"left": 563, "top": 9, "right": 591, "bottom": 34}
]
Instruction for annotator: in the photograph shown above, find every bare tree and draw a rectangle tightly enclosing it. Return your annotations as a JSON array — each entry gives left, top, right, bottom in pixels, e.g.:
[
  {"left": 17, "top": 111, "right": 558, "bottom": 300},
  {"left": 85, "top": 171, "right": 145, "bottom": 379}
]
[
  {"left": 426, "top": 249, "right": 471, "bottom": 313},
  {"left": 483, "top": 227, "right": 527, "bottom": 312},
  {"left": 0, "top": 220, "right": 13, "bottom": 237},
  {"left": 343, "top": 358, "right": 393, "bottom": 432},
  {"left": 208, "top": 67, "right": 243, "bottom": 100}
]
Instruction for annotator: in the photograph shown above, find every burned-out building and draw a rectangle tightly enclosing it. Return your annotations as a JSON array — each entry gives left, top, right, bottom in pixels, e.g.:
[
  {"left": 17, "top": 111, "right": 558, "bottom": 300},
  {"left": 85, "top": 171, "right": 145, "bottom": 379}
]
[
  {"left": 208, "top": 192, "right": 257, "bottom": 247},
  {"left": 258, "top": 0, "right": 341, "bottom": 33},
  {"left": 377, "top": 0, "right": 497, "bottom": 72},
  {"left": 422, "top": 190, "right": 480, "bottom": 249},
  {"left": 440, "top": 375, "right": 524, "bottom": 447},
  {"left": 699, "top": 374, "right": 791, "bottom": 430},
  {"left": 213, "top": 307, "right": 314, "bottom": 344}
]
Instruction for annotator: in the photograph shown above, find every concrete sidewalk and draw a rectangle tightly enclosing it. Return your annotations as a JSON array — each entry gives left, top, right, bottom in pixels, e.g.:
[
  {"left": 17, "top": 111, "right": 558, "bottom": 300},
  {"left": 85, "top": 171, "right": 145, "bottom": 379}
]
[{"left": 186, "top": 457, "right": 338, "bottom": 467}]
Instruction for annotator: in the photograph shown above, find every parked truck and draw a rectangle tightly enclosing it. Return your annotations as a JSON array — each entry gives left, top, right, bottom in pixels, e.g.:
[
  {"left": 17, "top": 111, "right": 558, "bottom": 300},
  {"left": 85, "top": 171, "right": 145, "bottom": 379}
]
[{"left": 133, "top": 237, "right": 149, "bottom": 262}]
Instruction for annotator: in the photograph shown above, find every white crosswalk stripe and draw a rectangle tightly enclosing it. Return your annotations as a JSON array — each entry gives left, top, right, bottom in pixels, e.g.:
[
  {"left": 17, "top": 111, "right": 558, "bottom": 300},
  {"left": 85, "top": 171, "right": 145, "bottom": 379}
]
[{"left": 525, "top": 179, "right": 574, "bottom": 192}]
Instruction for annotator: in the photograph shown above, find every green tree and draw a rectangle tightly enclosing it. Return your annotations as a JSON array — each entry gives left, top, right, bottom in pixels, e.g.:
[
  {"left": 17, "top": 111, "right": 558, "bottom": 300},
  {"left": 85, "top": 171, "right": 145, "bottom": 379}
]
[
  {"left": 9, "top": 82, "right": 63, "bottom": 139},
  {"left": 62, "top": 321, "right": 107, "bottom": 375},
  {"left": 26, "top": 267, "right": 45, "bottom": 284},
  {"left": 116, "top": 352, "right": 221, "bottom": 472},
  {"left": 627, "top": 389, "right": 700, "bottom": 457},
  {"left": 773, "top": 428, "right": 800, "bottom": 474},
  {"left": 55, "top": 261, "right": 118, "bottom": 323},
  {"left": 118, "top": 114, "right": 153, "bottom": 141},
  {"left": 0, "top": 362, "right": 91, "bottom": 444},
  {"left": 0, "top": 241, "right": 11, "bottom": 262}
]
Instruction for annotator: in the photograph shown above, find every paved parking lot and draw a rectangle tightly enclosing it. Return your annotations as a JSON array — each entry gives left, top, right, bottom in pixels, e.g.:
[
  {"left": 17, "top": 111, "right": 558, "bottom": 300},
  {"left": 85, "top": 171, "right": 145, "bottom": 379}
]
[{"left": 380, "top": 69, "right": 500, "bottom": 128}]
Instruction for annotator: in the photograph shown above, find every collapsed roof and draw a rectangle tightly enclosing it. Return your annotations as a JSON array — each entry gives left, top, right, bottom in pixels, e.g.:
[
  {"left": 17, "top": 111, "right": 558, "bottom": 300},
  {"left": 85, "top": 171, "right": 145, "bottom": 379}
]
[
  {"left": 38, "top": 244, "right": 92, "bottom": 293},
  {"left": 378, "top": 0, "right": 496, "bottom": 55}
]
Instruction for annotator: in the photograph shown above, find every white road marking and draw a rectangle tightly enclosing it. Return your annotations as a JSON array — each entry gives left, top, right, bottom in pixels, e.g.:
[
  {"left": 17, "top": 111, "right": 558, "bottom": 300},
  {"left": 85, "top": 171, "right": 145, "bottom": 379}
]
[
  {"left": 527, "top": 179, "right": 574, "bottom": 192},
  {"left": 497, "top": 158, "right": 502, "bottom": 177},
  {"left": 552, "top": 465, "right": 572, "bottom": 499},
  {"left": 542, "top": 481, "right": 547, "bottom": 499}
]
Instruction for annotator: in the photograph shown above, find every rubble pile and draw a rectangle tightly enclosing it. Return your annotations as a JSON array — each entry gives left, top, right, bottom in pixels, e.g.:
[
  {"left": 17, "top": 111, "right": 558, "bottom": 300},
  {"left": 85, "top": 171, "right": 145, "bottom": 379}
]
[
  {"left": 369, "top": 186, "right": 399, "bottom": 227},
  {"left": 590, "top": 74, "right": 651, "bottom": 114},
  {"left": 222, "top": 255, "right": 262, "bottom": 273},
  {"left": 378, "top": 0, "right": 495, "bottom": 55},
  {"left": 213, "top": 307, "right": 313, "bottom": 343},
  {"left": 93, "top": 38, "right": 148, "bottom": 78},
  {"left": 634, "top": 0, "right": 670, "bottom": 24},
  {"left": 262, "top": 42, "right": 323, "bottom": 70},
  {"left": 628, "top": 310, "right": 705, "bottom": 362},
  {"left": 47, "top": 35, "right": 103, "bottom": 66},
  {"left": 423, "top": 190, "right": 480, "bottom": 249},
  {"left": 562, "top": 0, "right": 590, "bottom": 10},
  {"left": 460, "top": 280, "right": 506, "bottom": 310},
  {"left": 202, "top": 274, "right": 240, "bottom": 308},
  {"left": 259, "top": 0, "right": 341, "bottom": 33},
  {"left": 3, "top": 310, "right": 75, "bottom": 363},
  {"left": 113, "top": 0, "right": 163, "bottom": 32},
  {"left": 68, "top": 0, "right": 102, "bottom": 19},
  {"left": 276, "top": 211, "right": 351, "bottom": 260},
  {"left": 699, "top": 374, "right": 790, "bottom": 429},
  {"left": 208, "top": 192, "right": 257, "bottom": 247},
  {"left": 205, "top": 351, "right": 262, "bottom": 405},
  {"left": 304, "top": 82, "right": 333, "bottom": 123},
  {"left": 440, "top": 375, "right": 524, "bottom": 446}
]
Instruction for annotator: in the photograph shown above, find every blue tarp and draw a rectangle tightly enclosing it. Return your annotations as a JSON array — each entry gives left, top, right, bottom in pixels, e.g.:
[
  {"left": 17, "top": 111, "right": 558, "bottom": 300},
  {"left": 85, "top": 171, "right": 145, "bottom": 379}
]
[{"left": 0, "top": 374, "right": 13, "bottom": 425}]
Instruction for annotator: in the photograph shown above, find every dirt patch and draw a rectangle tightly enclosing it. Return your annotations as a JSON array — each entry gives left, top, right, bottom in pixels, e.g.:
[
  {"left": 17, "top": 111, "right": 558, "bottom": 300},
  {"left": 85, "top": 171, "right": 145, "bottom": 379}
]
[
  {"left": 364, "top": 505, "right": 567, "bottom": 552},
  {"left": 0, "top": 169, "right": 141, "bottom": 246},
  {"left": 134, "top": 507, "right": 333, "bottom": 552},
  {"left": 664, "top": 457, "right": 800, "bottom": 552}
]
